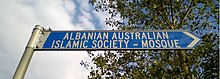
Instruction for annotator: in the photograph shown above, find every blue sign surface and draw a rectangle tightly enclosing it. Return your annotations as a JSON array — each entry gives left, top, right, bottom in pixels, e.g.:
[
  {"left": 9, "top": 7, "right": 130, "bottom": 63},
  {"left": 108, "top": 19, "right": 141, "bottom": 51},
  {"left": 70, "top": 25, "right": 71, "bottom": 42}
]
[{"left": 37, "top": 30, "right": 201, "bottom": 50}]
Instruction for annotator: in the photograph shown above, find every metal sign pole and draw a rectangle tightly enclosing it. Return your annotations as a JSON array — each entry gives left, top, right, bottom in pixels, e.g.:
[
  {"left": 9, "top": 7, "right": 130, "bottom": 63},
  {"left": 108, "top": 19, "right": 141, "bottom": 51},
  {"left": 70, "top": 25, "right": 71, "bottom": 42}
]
[{"left": 13, "top": 25, "right": 43, "bottom": 79}]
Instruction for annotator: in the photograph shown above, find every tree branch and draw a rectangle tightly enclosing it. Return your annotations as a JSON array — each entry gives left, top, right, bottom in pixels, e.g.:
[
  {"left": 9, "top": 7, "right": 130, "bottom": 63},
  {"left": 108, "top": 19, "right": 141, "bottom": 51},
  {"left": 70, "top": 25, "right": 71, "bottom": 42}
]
[
  {"left": 158, "top": 11, "right": 173, "bottom": 29},
  {"left": 171, "top": 0, "right": 175, "bottom": 27},
  {"left": 180, "top": 1, "right": 194, "bottom": 25},
  {"left": 159, "top": 0, "right": 173, "bottom": 29}
]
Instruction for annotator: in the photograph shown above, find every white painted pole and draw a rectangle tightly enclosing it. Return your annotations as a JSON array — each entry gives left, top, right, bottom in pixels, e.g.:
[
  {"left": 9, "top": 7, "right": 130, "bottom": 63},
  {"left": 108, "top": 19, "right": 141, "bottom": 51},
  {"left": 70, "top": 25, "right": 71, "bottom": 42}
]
[{"left": 13, "top": 25, "right": 43, "bottom": 79}]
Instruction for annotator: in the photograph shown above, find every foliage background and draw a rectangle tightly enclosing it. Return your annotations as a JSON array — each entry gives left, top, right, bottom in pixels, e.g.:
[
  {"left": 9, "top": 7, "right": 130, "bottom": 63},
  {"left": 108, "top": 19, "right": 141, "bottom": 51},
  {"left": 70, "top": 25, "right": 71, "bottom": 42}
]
[{"left": 81, "top": 0, "right": 219, "bottom": 78}]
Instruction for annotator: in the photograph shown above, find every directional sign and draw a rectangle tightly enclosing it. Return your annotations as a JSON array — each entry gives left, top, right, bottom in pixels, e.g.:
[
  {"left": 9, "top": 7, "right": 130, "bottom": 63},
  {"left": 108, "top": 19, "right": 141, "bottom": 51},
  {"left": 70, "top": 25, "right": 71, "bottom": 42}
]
[{"left": 35, "top": 30, "right": 201, "bottom": 50}]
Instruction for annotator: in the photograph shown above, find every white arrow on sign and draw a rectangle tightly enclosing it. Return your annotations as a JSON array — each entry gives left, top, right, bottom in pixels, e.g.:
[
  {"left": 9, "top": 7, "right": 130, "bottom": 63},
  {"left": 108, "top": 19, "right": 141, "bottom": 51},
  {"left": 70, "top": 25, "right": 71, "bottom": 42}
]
[{"left": 183, "top": 32, "right": 201, "bottom": 48}]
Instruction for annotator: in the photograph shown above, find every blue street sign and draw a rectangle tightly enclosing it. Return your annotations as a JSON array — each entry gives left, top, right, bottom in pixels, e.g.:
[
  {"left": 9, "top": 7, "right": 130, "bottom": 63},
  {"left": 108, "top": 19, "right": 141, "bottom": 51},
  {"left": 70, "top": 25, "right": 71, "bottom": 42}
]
[{"left": 36, "top": 30, "right": 201, "bottom": 50}]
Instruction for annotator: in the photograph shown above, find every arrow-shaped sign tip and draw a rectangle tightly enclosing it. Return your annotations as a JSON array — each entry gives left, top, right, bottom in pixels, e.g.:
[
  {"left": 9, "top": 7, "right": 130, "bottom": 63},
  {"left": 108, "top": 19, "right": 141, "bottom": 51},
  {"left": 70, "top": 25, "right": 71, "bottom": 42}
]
[{"left": 183, "top": 32, "right": 200, "bottom": 48}]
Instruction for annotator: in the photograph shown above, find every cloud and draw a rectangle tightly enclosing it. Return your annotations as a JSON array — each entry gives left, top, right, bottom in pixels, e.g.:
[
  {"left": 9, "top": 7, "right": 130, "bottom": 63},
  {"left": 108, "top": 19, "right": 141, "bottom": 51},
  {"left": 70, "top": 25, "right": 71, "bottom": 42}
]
[
  {"left": 0, "top": 0, "right": 110, "bottom": 79},
  {"left": 26, "top": 51, "right": 91, "bottom": 79}
]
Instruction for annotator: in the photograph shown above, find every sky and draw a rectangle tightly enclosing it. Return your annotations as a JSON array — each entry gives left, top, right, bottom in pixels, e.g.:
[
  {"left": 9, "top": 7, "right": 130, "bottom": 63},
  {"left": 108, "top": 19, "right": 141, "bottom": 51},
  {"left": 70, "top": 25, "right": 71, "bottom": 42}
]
[{"left": 0, "top": 0, "right": 112, "bottom": 79}]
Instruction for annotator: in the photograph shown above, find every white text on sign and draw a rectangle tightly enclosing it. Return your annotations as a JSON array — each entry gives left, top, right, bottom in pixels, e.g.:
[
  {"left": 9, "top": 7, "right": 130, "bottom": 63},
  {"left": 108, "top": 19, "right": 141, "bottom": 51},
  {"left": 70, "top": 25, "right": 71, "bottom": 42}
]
[{"left": 49, "top": 32, "right": 181, "bottom": 49}]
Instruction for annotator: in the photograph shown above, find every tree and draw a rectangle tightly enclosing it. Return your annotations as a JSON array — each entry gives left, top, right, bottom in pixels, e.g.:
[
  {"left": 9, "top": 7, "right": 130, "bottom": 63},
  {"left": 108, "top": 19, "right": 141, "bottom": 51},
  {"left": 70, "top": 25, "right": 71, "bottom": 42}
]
[{"left": 81, "top": 0, "right": 219, "bottom": 78}]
